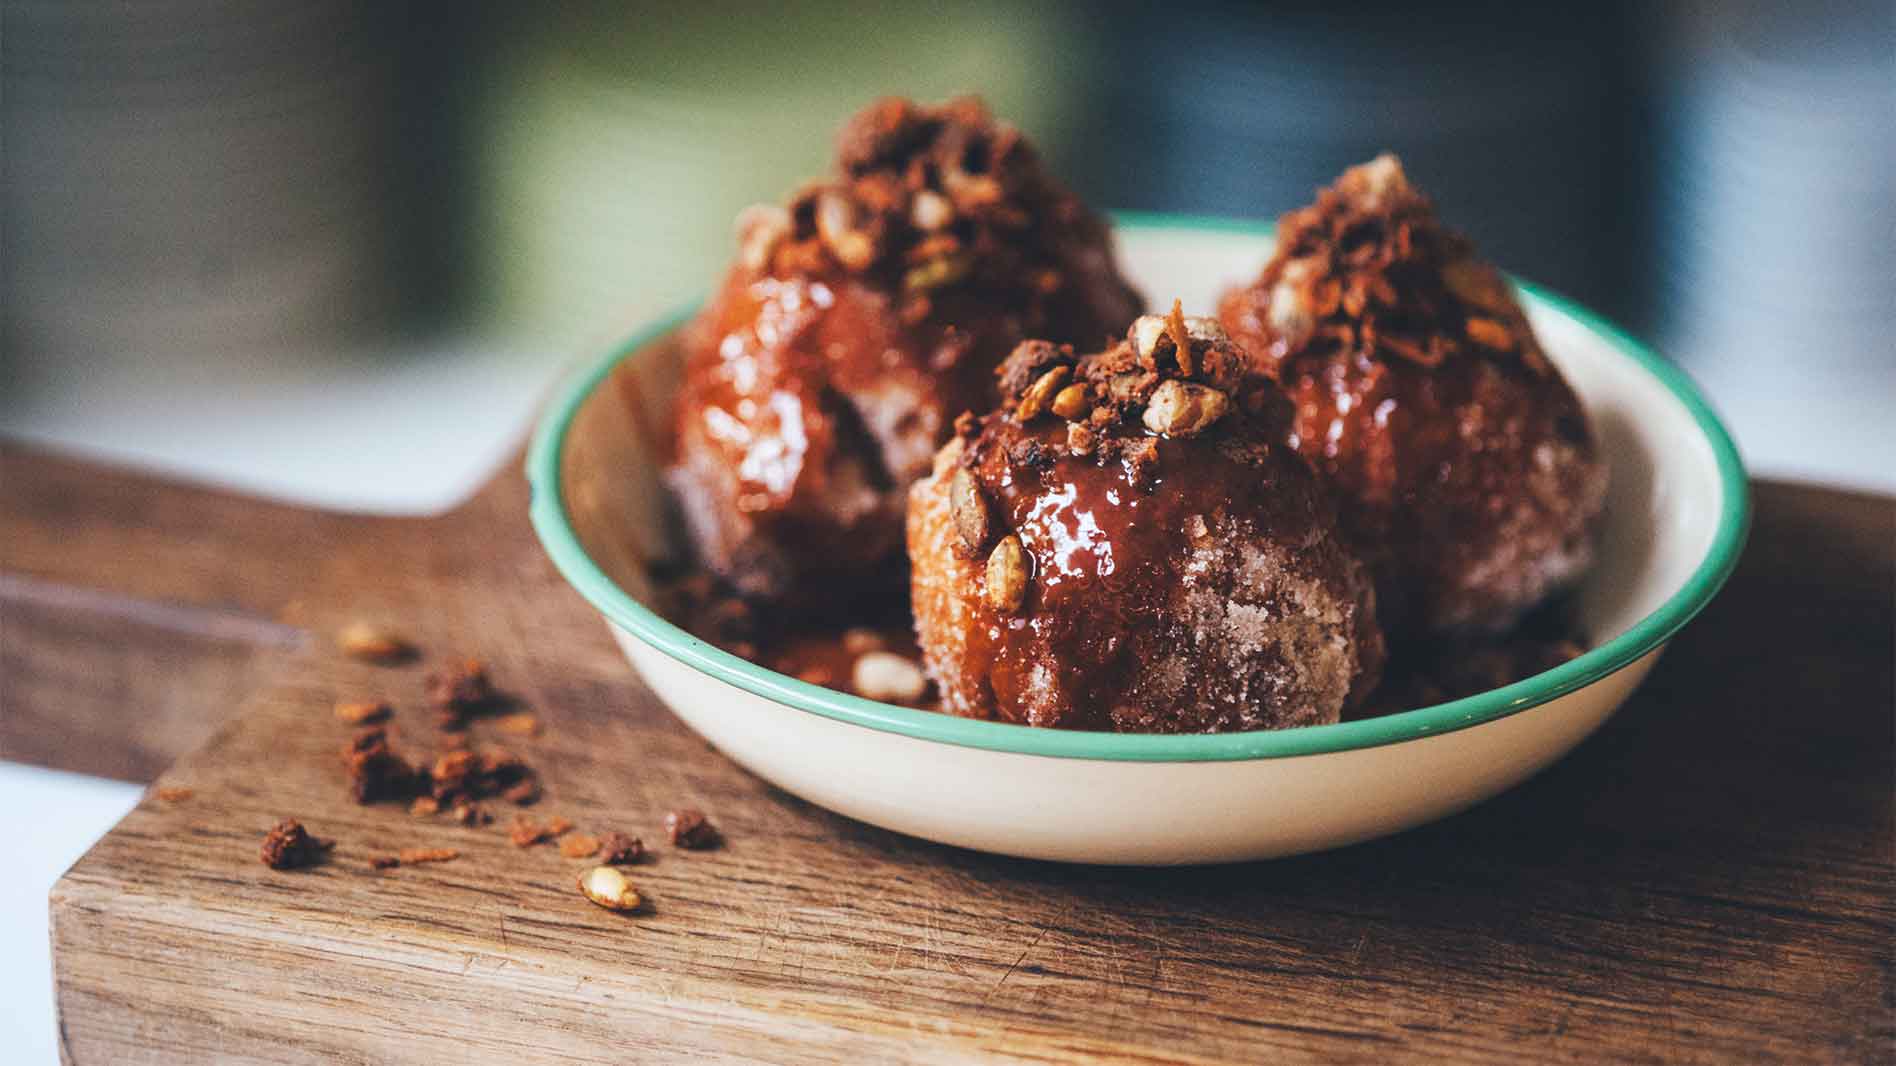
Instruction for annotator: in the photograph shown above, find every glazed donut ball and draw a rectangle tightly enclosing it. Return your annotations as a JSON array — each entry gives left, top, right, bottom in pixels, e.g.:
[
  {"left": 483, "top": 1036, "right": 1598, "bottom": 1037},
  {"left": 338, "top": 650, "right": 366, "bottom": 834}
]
[
  {"left": 1218, "top": 155, "right": 1608, "bottom": 635},
  {"left": 907, "top": 311, "right": 1384, "bottom": 733},
  {"left": 667, "top": 97, "right": 1143, "bottom": 611}
]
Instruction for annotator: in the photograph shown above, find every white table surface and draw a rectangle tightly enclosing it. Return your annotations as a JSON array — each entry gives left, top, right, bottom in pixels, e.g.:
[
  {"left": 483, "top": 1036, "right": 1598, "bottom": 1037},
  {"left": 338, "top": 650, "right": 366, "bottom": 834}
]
[
  {"left": 0, "top": 329, "right": 1887, "bottom": 1064},
  {"left": 0, "top": 333, "right": 555, "bottom": 1064}
]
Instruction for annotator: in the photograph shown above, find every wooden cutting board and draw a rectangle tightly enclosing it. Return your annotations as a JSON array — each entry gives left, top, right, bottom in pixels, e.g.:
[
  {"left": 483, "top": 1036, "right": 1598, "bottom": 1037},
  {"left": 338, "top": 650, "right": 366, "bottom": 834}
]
[{"left": 4, "top": 442, "right": 1892, "bottom": 1064}]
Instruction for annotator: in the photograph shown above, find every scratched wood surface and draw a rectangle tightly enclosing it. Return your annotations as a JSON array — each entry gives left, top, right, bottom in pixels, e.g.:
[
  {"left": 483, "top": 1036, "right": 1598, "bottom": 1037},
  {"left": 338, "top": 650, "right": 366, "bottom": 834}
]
[{"left": 5, "top": 443, "right": 1891, "bottom": 1064}]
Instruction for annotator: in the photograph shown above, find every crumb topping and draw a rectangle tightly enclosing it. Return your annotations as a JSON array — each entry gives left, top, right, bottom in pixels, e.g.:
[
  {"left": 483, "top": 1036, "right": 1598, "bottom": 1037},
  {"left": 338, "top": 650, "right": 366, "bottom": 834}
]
[
  {"left": 960, "top": 301, "right": 1270, "bottom": 482},
  {"left": 1252, "top": 153, "right": 1548, "bottom": 375},
  {"left": 733, "top": 96, "right": 1112, "bottom": 322}
]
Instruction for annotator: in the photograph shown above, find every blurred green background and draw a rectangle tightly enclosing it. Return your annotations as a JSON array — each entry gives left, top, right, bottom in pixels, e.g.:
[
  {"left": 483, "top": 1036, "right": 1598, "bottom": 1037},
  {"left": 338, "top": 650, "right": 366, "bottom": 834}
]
[
  {"left": 471, "top": 1, "right": 1091, "bottom": 349},
  {"left": 3, "top": 0, "right": 1890, "bottom": 495}
]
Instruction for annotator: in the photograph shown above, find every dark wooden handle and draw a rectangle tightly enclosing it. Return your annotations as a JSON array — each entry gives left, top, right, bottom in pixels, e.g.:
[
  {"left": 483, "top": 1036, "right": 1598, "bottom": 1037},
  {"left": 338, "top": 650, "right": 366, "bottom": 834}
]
[
  {"left": 3, "top": 444, "right": 322, "bottom": 778},
  {"left": 0, "top": 442, "right": 527, "bottom": 781}
]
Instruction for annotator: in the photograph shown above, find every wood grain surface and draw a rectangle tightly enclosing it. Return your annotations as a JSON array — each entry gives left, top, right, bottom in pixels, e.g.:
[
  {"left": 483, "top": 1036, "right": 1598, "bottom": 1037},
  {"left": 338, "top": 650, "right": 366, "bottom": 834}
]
[{"left": 5, "top": 443, "right": 1891, "bottom": 1064}]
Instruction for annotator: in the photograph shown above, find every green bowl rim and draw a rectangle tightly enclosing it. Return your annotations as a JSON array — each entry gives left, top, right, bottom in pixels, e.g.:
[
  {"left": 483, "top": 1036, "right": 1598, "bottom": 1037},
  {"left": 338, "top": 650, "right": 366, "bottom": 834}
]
[{"left": 526, "top": 213, "right": 1750, "bottom": 762}]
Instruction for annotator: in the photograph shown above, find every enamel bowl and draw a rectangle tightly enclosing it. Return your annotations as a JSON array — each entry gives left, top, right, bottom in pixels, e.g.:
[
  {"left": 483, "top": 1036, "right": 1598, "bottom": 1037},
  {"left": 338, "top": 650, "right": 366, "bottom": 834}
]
[{"left": 527, "top": 217, "right": 1748, "bottom": 865}]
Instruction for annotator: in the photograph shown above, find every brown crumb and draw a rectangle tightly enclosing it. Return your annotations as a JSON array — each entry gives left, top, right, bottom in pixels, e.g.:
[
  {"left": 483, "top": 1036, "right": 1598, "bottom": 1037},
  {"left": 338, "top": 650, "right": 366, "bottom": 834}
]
[
  {"left": 559, "top": 833, "right": 601, "bottom": 859},
  {"left": 334, "top": 699, "right": 392, "bottom": 725},
  {"left": 426, "top": 658, "right": 495, "bottom": 728},
  {"left": 426, "top": 745, "right": 533, "bottom": 807},
  {"left": 996, "top": 339, "right": 1075, "bottom": 401},
  {"left": 370, "top": 855, "right": 401, "bottom": 870},
  {"left": 1119, "top": 436, "right": 1161, "bottom": 485},
  {"left": 666, "top": 808, "right": 719, "bottom": 849},
  {"left": 546, "top": 816, "right": 573, "bottom": 836},
  {"left": 338, "top": 622, "right": 415, "bottom": 664},
  {"left": 429, "top": 749, "right": 478, "bottom": 801},
  {"left": 154, "top": 786, "right": 194, "bottom": 803},
  {"left": 451, "top": 802, "right": 492, "bottom": 827},
  {"left": 409, "top": 796, "right": 441, "bottom": 817},
  {"left": 341, "top": 727, "right": 421, "bottom": 805},
  {"left": 260, "top": 820, "right": 332, "bottom": 870},
  {"left": 493, "top": 712, "right": 541, "bottom": 737},
  {"left": 398, "top": 847, "right": 459, "bottom": 865},
  {"left": 501, "top": 779, "right": 541, "bottom": 806},
  {"left": 478, "top": 747, "right": 528, "bottom": 782},
  {"left": 1464, "top": 315, "right": 1514, "bottom": 351},
  {"left": 509, "top": 815, "right": 551, "bottom": 848},
  {"left": 595, "top": 832, "right": 646, "bottom": 865}
]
